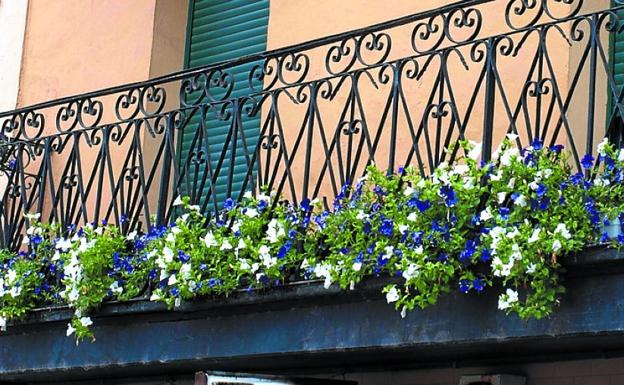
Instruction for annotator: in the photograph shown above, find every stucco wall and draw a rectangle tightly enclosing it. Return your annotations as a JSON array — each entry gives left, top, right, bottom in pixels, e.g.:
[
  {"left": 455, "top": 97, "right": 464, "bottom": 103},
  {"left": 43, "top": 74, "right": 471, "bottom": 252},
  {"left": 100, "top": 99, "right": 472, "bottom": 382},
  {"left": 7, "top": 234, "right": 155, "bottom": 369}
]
[
  {"left": 15, "top": 0, "right": 187, "bottom": 223},
  {"left": 0, "top": 0, "right": 28, "bottom": 112}
]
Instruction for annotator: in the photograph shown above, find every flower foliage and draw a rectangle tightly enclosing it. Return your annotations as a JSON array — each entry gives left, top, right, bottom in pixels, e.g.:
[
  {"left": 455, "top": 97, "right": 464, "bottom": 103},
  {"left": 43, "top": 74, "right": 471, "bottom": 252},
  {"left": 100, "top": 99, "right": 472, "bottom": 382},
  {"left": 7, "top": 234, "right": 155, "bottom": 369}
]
[{"left": 0, "top": 137, "right": 622, "bottom": 342}]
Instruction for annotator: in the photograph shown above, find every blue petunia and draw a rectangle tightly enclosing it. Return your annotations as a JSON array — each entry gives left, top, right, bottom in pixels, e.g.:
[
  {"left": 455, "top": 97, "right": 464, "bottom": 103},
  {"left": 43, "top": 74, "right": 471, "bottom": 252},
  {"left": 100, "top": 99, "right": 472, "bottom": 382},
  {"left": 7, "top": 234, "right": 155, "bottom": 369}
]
[
  {"left": 473, "top": 278, "right": 485, "bottom": 292},
  {"left": 223, "top": 197, "right": 236, "bottom": 211},
  {"left": 439, "top": 185, "right": 458, "bottom": 207},
  {"left": 379, "top": 219, "right": 394, "bottom": 237},
  {"left": 536, "top": 183, "right": 547, "bottom": 197},
  {"left": 178, "top": 250, "right": 191, "bottom": 263},
  {"left": 499, "top": 207, "right": 510, "bottom": 221},
  {"left": 459, "top": 279, "right": 471, "bottom": 294},
  {"left": 581, "top": 154, "right": 595, "bottom": 169}
]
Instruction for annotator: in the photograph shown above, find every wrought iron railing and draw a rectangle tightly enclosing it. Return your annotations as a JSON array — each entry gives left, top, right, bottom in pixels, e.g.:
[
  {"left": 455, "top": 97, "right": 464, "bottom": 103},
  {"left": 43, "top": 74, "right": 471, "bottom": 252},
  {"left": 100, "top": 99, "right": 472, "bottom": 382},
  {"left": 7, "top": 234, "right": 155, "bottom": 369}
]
[{"left": 1, "top": 0, "right": 624, "bottom": 250}]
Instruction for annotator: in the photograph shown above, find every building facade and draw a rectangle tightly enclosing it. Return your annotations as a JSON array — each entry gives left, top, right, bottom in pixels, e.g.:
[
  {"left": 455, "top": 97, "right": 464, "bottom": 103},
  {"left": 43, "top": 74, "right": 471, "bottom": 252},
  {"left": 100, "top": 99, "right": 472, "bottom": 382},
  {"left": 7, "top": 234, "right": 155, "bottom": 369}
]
[{"left": 2, "top": 1, "right": 624, "bottom": 384}]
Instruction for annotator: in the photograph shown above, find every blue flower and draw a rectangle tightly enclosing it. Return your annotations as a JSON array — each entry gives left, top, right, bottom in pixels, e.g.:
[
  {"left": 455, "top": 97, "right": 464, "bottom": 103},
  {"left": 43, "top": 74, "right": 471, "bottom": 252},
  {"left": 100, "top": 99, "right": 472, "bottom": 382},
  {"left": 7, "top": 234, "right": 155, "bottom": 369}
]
[
  {"left": 459, "top": 239, "right": 477, "bottom": 264},
  {"left": 439, "top": 185, "right": 458, "bottom": 207},
  {"left": 473, "top": 278, "right": 485, "bottom": 292},
  {"left": 437, "top": 253, "right": 449, "bottom": 262},
  {"left": 373, "top": 186, "right": 386, "bottom": 196},
  {"left": 257, "top": 199, "right": 268, "bottom": 212},
  {"left": 499, "top": 207, "right": 510, "bottom": 221},
  {"left": 170, "top": 287, "right": 180, "bottom": 297},
  {"left": 379, "top": 219, "right": 394, "bottom": 237},
  {"left": 600, "top": 232, "right": 610, "bottom": 243},
  {"left": 199, "top": 263, "right": 208, "bottom": 271},
  {"left": 570, "top": 172, "right": 584, "bottom": 185},
  {"left": 618, "top": 234, "right": 624, "bottom": 245},
  {"left": 536, "top": 183, "right": 547, "bottom": 197},
  {"left": 581, "top": 154, "right": 595, "bottom": 169},
  {"left": 530, "top": 139, "right": 543, "bottom": 151},
  {"left": 300, "top": 198, "right": 312, "bottom": 212},
  {"left": 223, "top": 198, "right": 235, "bottom": 211},
  {"left": 550, "top": 144, "right": 564, "bottom": 154},
  {"left": 480, "top": 248, "right": 492, "bottom": 262},
  {"left": 363, "top": 221, "right": 372, "bottom": 235},
  {"left": 459, "top": 279, "right": 471, "bottom": 294},
  {"left": 178, "top": 250, "right": 191, "bottom": 263}
]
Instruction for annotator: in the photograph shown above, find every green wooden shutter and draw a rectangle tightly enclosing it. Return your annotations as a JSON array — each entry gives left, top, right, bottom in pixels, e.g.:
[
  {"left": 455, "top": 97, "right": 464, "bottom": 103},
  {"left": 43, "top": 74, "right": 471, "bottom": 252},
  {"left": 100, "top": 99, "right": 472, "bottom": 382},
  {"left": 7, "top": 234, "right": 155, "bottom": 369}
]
[{"left": 181, "top": 0, "right": 269, "bottom": 207}]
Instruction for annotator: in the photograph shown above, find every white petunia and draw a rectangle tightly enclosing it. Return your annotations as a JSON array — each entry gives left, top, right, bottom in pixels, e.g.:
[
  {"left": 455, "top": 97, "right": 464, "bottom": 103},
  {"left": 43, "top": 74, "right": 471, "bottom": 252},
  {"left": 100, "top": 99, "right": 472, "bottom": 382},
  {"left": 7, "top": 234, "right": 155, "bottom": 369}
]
[
  {"left": 245, "top": 208, "right": 259, "bottom": 218},
  {"left": 402, "top": 263, "right": 420, "bottom": 280},
  {"left": 173, "top": 196, "right": 184, "bottom": 206},
  {"left": 513, "top": 193, "right": 527, "bottom": 207},
  {"left": 598, "top": 137, "right": 609, "bottom": 155},
  {"left": 497, "top": 192, "right": 507, "bottom": 205},
  {"left": 552, "top": 239, "right": 562, "bottom": 252},
  {"left": 554, "top": 223, "right": 571, "bottom": 239},
  {"left": 407, "top": 212, "right": 418, "bottom": 222},
  {"left": 79, "top": 317, "right": 93, "bottom": 327},
  {"left": 498, "top": 288, "right": 519, "bottom": 310},
  {"left": 220, "top": 239, "right": 233, "bottom": 251},
  {"left": 528, "top": 228, "right": 541, "bottom": 243},
  {"left": 403, "top": 186, "right": 416, "bottom": 197},
  {"left": 386, "top": 286, "right": 400, "bottom": 303},
  {"left": 203, "top": 232, "right": 218, "bottom": 248},
  {"left": 480, "top": 208, "right": 493, "bottom": 222},
  {"left": 66, "top": 323, "right": 76, "bottom": 337},
  {"left": 468, "top": 141, "right": 483, "bottom": 160},
  {"left": 0, "top": 316, "right": 6, "bottom": 331},
  {"left": 56, "top": 238, "right": 73, "bottom": 252},
  {"left": 168, "top": 274, "right": 178, "bottom": 286},
  {"left": 526, "top": 263, "right": 537, "bottom": 274}
]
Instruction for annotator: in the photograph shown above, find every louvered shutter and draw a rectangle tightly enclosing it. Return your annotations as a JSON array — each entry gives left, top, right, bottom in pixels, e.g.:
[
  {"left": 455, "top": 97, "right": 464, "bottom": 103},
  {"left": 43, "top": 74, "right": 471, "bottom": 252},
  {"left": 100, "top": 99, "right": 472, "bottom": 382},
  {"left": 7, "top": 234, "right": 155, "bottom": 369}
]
[{"left": 180, "top": 0, "right": 269, "bottom": 207}]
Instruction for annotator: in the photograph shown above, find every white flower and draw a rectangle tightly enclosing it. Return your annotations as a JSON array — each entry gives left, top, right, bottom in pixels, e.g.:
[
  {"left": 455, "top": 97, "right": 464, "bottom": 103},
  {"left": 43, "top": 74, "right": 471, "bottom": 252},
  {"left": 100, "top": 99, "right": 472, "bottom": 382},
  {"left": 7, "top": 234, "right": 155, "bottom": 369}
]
[
  {"left": 595, "top": 177, "right": 610, "bottom": 187},
  {"left": 498, "top": 288, "right": 519, "bottom": 310},
  {"left": 353, "top": 262, "right": 362, "bottom": 272},
  {"left": 149, "top": 292, "right": 161, "bottom": 301},
  {"left": 220, "top": 239, "right": 233, "bottom": 250},
  {"left": 403, "top": 186, "right": 416, "bottom": 197},
  {"left": 598, "top": 137, "right": 609, "bottom": 155},
  {"left": 619, "top": 149, "right": 624, "bottom": 162},
  {"left": 407, "top": 212, "right": 418, "bottom": 222},
  {"left": 109, "top": 281, "right": 123, "bottom": 295},
  {"left": 552, "top": 239, "right": 562, "bottom": 252},
  {"left": 126, "top": 231, "right": 137, "bottom": 241},
  {"left": 490, "top": 170, "right": 503, "bottom": 181},
  {"left": 497, "top": 192, "right": 507, "bottom": 204},
  {"left": 162, "top": 247, "right": 174, "bottom": 263},
  {"left": 386, "top": 286, "right": 400, "bottom": 303},
  {"left": 237, "top": 238, "right": 247, "bottom": 250},
  {"left": 188, "top": 205, "right": 201, "bottom": 212},
  {"left": 480, "top": 208, "right": 493, "bottom": 222},
  {"left": 526, "top": 263, "right": 537, "bottom": 274},
  {"left": 203, "top": 232, "right": 218, "bottom": 248},
  {"left": 66, "top": 323, "right": 76, "bottom": 337},
  {"left": 6, "top": 269, "right": 17, "bottom": 285},
  {"left": 554, "top": 223, "right": 571, "bottom": 239},
  {"left": 180, "top": 263, "right": 192, "bottom": 280},
  {"left": 467, "top": 141, "right": 482, "bottom": 160},
  {"left": 24, "top": 212, "right": 41, "bottom": 220},
  {"left": 500, "top": 148, "right": 519, "bottom": 167},
  {"left": 168, "top": 274, "right": 178, "bottom": 286},
  {"left": 0, "top": 316, "right": 6, "bottom": 332},
  {"left": 79, "top": 317, "right": 93, "bottom": 327},
  {"left": 245, "top": 208, "right": 259, "bottom": 218},
  {"left": 398, "top": 224, "right": 409, "bottom": 234},
  {"left": 173, "top": 196, "right": 184, "bottom": 206},
  {"left": 512, "top": 193, "right": 527, "bottom": 207},
  {"left": 382, "top": 246, "right": 394, "bottom": 260},
  {"left": 243, "top": 191, "right": 253, "bottom": 199},
  {"left": 266, "top": 219, "right": 285, "bottom": 243},
  {"left": 9, "top": 286, "right": 22, "bottom": 298},
  {"left": 356, "top": 210, "right": 368, "bottom": 220},
  {"left": 402, "top": 263, "right": 420, "bottom": 280},
  {"left": 506, "top": 133, "right": 519, "bottom": 141},
  {"left": 528, "top": 228, "right": 541, "bottom": 243},
  {"left": 56, "top": 238, "right": 73, "bottom": 252}
]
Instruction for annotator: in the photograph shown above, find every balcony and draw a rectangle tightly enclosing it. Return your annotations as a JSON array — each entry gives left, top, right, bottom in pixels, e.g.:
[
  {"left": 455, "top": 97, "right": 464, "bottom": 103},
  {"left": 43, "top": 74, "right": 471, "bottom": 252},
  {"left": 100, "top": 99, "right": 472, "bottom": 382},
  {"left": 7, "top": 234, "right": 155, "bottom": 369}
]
[{"left": 3, "top": 0, "right": 624, "bottom": 381}]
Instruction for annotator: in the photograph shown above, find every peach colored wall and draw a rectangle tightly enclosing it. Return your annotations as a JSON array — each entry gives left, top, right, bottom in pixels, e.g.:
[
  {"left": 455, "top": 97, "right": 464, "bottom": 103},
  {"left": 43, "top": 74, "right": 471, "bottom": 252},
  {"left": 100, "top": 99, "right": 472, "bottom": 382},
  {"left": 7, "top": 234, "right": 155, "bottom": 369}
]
[{"left": 16, "top": 0, "right": 187, "bottom": 223}]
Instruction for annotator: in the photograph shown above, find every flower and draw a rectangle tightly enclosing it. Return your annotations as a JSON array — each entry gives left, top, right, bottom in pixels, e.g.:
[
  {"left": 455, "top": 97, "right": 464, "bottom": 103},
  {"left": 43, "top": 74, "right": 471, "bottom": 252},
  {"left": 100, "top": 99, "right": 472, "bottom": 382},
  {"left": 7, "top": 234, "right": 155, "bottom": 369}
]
[
  {"left": 245, "top": 208, "right": 259, "bottom": 218},
  {"left": 79, "top": 317, "right": 93, "bottom": 327},
  {"left": 386, "top": 286, "right": 400, "bottom": 303},
  {"left": 379, "top": 219, "right": 394, "bottom": 237},
  {"left": 203, "top": 231, "right": 218, "bottom": 248},
  {"left": 439, "top": 185, "right": 458, "bottom": 207},
  {"left": 581, "top": 154, "right": 595, "bottom": 169},
  {"left": 173, "top": 196, "right": 184, "bottom": 206},
  {"left": 223, "top": 198, "right": 236, "bottom": 211},
  {"left": 498, "top": 288, "right": 519, "bottom": 310}
]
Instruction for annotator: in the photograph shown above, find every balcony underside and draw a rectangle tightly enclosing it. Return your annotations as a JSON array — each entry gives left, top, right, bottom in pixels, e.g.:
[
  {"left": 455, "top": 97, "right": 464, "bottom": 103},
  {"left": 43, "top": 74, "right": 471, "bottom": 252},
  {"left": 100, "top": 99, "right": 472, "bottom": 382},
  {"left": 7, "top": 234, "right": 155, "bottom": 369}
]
[{"left": 1, "top": 247, "right": 624, "bottom": 382}]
